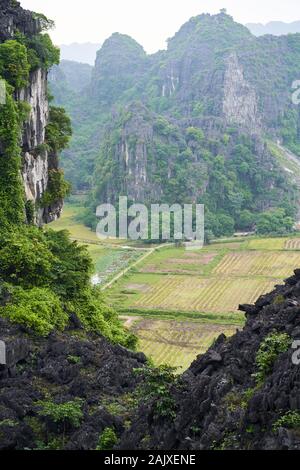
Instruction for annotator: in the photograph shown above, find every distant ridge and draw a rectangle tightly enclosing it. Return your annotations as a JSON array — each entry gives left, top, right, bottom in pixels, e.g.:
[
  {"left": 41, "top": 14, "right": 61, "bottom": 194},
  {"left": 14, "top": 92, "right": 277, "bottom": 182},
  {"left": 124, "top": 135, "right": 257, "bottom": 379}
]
[
  {"left": 60, "top": 42, "right": 101, "bottom": 65},
  {"left": 246, "top": 20, "right": 300, "bottom": 36}
]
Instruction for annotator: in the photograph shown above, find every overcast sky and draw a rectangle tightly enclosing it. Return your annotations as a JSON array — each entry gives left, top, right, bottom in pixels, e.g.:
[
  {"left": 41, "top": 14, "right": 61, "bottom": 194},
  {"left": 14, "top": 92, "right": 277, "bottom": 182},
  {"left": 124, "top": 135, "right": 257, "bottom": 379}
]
[{"left": 20, "top": 0, "right": 300, "bottom": 53}]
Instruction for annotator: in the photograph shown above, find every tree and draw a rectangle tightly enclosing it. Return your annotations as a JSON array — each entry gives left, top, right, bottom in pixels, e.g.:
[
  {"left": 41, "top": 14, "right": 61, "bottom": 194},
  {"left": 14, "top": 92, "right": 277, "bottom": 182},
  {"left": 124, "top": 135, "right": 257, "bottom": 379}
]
[
  {"left": 256, "top": 208, "right": 294, "bottom": 235},
  {"left": 0, "top": 40, "right": 29, "bottom": 89},
  {"left": 46, "top": 106, "right": 72, "bottom": 152},
  {"left": 237, "top": 210, "right": 255, "bottom": 231}
]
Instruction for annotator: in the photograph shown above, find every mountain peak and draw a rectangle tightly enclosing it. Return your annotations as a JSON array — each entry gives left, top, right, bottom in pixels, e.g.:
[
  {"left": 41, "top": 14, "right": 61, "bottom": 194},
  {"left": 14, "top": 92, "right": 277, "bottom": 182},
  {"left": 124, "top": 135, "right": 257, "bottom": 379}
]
[
  {"left": 167, "top": 11, "right": 252, "bottom": 52},
  {"left": 91, "top": 33, "right": 146, "bottom": 106}
]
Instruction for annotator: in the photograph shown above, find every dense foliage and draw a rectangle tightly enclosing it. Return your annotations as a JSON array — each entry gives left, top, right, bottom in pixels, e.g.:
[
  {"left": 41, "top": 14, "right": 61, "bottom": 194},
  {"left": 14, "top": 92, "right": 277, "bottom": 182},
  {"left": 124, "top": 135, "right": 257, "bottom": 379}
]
[
  {"left": 0, "top": 40, "right": 30, "bottom": 89},
  {"left": 96, "top": 428, "right": 118, "bottom": 450},
  {"left": 40, "top": 169, "right": 71, "bottom": 207},
  {"left": 0, "top": 82, "right": 25, "bottom": 227},
  {"left": 0, "top": 7, "right": 135, "bottom": 347},
  {"left": 1, "top": 286, "right": 68, "bottom": 336},
  {"left": 0, "top": 226, "right": 135, "bottom": 345},
  {"left": 46, "top": 106, "right": 72, "bottom": 153},
  {"left": 15, "top": 31, "right": 60, "bottom": 71}
]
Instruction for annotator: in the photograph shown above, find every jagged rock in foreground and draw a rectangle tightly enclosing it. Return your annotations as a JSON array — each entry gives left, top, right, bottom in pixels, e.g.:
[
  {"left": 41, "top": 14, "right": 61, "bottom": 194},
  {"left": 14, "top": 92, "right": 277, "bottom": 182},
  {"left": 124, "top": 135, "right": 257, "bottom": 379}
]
[
  {"left": 119, "top": 271, "right": 300, "bottom": 450},
  {"left": 0, "top": 318, "right": 146, "bottom": 450},
  {"left": 1, "top": 271, "right": 300, "bottom": 450}
]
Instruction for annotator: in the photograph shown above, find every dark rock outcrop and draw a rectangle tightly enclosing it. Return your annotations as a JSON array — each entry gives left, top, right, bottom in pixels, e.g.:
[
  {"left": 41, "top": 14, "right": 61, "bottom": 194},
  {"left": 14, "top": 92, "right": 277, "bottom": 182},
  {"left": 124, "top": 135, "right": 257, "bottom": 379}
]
[
  {"left": 0, "top": 317, "right": 146, "bottom": 450},
  {"left": 0, "top": 0, "right": 40, "bottom": 42},
  {"left": 1, "top": 271, "right": 300, "bottom": 450}
]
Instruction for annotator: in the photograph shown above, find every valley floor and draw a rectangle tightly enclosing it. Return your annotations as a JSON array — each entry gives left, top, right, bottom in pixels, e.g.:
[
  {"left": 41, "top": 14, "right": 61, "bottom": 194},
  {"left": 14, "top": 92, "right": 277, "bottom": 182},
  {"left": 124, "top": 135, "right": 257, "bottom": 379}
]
[{"left": 48, "top": 202, "right": 300, "bottom": 371}]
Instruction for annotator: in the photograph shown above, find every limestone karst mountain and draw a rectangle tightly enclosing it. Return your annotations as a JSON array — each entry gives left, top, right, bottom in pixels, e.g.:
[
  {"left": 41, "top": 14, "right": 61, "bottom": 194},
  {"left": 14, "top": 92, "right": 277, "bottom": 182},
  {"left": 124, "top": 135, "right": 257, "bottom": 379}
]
[{"left": 50, "top": 12, "right": 300, "bottom": 236}]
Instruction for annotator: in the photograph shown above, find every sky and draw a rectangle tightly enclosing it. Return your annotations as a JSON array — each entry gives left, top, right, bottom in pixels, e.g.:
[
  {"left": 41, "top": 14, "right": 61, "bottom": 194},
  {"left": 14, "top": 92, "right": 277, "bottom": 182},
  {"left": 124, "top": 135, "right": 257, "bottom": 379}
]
[{"left": 20, "top": 0, "right": 300, "bottom": 53}]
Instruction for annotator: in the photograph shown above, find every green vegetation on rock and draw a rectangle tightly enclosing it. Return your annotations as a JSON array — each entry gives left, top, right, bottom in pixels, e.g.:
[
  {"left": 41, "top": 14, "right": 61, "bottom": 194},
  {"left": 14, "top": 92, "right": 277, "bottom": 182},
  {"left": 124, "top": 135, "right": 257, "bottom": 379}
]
[{"left": 254, "top": 332, "right": 291, "bottom": 384}]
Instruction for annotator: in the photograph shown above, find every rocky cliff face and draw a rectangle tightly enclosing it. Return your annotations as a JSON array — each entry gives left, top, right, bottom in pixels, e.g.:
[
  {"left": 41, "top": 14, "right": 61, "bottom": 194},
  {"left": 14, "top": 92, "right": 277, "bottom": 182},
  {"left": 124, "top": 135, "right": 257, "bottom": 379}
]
[
  {"left": 18, "top": 68, "right": 53, "bottom": 225},
  {"left": 0, "top": 0, "right": 39, "bottom": 42},
  {"left": 0, "top": 316, "right": 146, "bottom": 450},
  {"left": 93, "top": 102, "right": 209, "bottom": 207},
  {"left": 222, "top": 53, "right": 260, "bottom": 133},
  {"left": 1, "top": 0, "right": 63, "bottom": 225},
  {"left": 19, "top": 69, "right": 63, "bottom": 225}
]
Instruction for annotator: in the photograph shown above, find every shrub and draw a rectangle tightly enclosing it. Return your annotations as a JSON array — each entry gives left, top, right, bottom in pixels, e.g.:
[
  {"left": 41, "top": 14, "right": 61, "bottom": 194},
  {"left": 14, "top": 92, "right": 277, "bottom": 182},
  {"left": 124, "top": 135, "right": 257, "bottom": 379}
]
[
  {"left": 186, "top": 126, "right": 205, "bottom": 142},
  {"left": 16, "top": 101, "right": 31, "bottom": 125},
  {"left": 46, "top": 106, "right": 72, "bottom": 153},
  {"left": 0, "top": 40, "right": 30, "bottom": 89},
  {"left": 40, "top": 169, "right": 71, "bottom": 207},
  {"left": 96, "top": 428, "right": 118, "bottom": 450},
  {"left": 65, "top": 287, "right": 138, "bottom": 349},
  {"left": 25, "top": 200, "right": 35, "bottom": 224},
  {"left": 254, "top": 332, "right": 291, "bottom": 384},
  {"left": 134, "top": 365, "right": 178, "bottom": 419},
  {"left": 15, "top": 32, "right": 60, "bottom": 71},
  {"left": 273, "top": 411, "right": 300, "bottom": 431},
  {"left": 0, "top": 226, "right": 55, "bottom": 288},
  {"left": 1, "top": 287, "right": 68, "bottom": 336},
  {"left": 37, "top": 399, "right": 84, "bottom": 428},
  {"left": 67, "top": 355, "right": 81, "bottom": 364},
  {"left": 43, "top": 229, "right": 92, "bottom": 297},
  {"left": 37, "top": 398, "right": 84, "bottom": 447}
]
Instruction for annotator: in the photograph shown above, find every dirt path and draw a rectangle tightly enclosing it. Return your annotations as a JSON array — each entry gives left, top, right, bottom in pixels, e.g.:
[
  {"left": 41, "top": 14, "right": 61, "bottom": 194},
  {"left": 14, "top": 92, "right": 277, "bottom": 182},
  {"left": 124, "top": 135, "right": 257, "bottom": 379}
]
[{"left": 120, "top": 316, "right": 140, "bottom": 328}]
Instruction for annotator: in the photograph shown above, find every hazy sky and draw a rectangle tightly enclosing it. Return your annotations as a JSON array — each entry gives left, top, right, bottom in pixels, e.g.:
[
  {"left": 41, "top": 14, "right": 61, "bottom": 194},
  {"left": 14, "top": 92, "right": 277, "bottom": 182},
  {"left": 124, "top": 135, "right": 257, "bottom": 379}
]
[{"left": 20, "top": 0, "right": 300, "bottom": 53}]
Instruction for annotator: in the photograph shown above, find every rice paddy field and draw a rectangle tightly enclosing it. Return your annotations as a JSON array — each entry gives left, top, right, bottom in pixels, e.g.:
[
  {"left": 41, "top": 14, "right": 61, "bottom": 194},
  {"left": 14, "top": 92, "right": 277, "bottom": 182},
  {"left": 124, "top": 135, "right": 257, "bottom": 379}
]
[
  {"left": 48, "top": 201, "right": 300, "bottom": 370},
  {"left": 121, "top": 317, "right": 238, "bottom": 371},
  {"left": 107, "top": 235, "right": 300, "bottom": 369}
]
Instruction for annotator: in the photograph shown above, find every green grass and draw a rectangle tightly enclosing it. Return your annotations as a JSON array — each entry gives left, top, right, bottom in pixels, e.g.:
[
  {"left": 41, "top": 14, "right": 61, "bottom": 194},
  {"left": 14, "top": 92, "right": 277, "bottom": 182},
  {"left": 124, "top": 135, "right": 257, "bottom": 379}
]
[
  {"left": 87, "top": 245, "right": 141, "bottom": 284},
  {"left": 246, "top": 238, "right": 287, "bottom": 250},
  {"left": 47, "top": 203, "right": 100, "bottom": 242},
  {"left": 119, "top": 308, "right": 244, "bottom": 325},
  {"left": 47, "top": 201, "right": 136, "bottom": 246}
]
